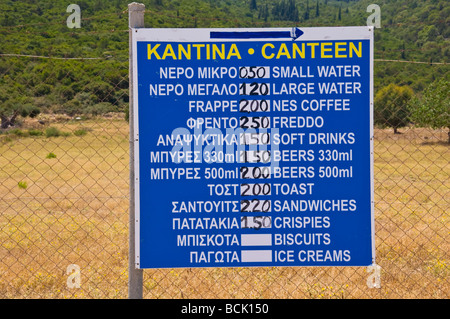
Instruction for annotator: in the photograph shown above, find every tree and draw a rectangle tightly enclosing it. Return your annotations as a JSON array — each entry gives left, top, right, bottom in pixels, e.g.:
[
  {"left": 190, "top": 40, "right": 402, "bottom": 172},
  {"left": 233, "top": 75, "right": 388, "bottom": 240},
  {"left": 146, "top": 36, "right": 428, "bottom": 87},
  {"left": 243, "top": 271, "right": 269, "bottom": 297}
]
[
  {"left": 409, "top": 78, "right": 450, "bottom": 143},
  {"left": 0, "top": 95, "right": 40, "bottom": 129},
  {"left": 272, "top": 0, "right": 299, "bottom": 22},
  {"left": 250, "top": 0, "right": 257, "bottom": 11},
  {"left": 258, "top": 3, "right": 269, "bottom": 21},
  {"left": 374, "top": 84, "right": 413, "bottom": 134},
  {"left": 304, "top": 0, "right": 310, "bottom": 20}
]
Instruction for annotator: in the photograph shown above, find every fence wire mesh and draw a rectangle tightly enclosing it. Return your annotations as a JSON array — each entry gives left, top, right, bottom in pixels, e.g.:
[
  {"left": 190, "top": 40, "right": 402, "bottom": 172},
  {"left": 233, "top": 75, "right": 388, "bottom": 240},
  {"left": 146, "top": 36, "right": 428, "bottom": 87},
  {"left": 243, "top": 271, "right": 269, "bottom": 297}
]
[{"left": 0, "top": 14, "right": 449, "bottom": 299}]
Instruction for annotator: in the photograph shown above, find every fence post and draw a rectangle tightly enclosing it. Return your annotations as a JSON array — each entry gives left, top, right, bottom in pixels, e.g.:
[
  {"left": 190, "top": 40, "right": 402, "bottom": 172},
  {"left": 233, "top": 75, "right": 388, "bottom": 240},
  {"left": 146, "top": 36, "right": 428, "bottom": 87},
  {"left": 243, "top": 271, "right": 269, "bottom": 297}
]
[{"left": 128, "top": 2, "right": 145, "bottom": 299}]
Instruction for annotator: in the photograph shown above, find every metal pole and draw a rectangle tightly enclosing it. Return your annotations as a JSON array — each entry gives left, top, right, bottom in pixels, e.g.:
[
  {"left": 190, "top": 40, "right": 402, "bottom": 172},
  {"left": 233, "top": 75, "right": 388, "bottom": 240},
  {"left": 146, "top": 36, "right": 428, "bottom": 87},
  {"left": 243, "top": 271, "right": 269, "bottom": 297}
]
[{"left": 128, "top": 2, "right": 145, "bottom": 299}]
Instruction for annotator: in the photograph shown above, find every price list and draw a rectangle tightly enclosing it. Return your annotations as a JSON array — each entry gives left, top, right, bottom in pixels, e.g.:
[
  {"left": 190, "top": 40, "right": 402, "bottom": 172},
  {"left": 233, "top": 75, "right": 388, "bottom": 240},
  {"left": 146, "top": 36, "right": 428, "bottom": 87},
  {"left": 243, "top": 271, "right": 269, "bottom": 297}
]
[{"left": 132, "top": 27, "right": 375, "bottom": 268}]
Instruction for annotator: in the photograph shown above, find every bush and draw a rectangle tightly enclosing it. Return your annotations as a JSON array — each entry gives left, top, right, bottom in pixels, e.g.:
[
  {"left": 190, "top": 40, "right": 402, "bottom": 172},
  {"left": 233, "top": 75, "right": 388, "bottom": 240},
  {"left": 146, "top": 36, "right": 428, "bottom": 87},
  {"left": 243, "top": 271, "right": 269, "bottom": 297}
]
[
  {"left": 45, "top": 127, "right": 61, "bottom": 137},
  {"left": 34, "top": 84, "right": 52, "bottom": 96},
  {"left": 9, "top": 128, "right": 25, "bottom": 137},
  {"left": 374, "top": 84, "right": 413, "bottom": 134},
  {"left": 84, "top": 102, "right": 117, "bottom": 115},
  {"left": 20, "top": 104, "right": 40, "bottom": 119},
  {"left": 409, "top": 78, "right": 449, "bottom": 143},
  {"left": 28, "top": 129, "right": 43, "bottom": 136},
  {"left": 61, "top": 99, "right": 81, "bottom": 116}
]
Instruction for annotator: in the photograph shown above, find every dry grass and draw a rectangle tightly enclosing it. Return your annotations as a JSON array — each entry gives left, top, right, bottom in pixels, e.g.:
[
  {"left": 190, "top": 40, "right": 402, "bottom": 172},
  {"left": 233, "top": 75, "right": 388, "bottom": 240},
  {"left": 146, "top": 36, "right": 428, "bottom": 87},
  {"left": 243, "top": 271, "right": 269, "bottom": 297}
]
[
  {"left": 0, "top": 118, "right": 129, "bottom": 298},
  {"left": 0, "top": 119, "right": 448, "bottom": 299}
]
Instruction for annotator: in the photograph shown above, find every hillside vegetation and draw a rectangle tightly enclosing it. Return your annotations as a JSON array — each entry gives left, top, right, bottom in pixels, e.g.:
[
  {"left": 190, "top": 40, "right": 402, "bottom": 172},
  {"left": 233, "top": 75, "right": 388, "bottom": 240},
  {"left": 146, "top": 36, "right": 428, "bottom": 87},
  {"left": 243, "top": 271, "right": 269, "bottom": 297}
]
[{"left": 0, "top": 0, "right": 448, "bottom": 132}]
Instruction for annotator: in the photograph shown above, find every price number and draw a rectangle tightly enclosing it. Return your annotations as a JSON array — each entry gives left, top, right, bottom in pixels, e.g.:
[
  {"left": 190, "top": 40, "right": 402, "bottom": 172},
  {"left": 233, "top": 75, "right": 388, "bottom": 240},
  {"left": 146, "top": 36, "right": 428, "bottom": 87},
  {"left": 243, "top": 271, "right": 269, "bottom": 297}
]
[
  {"left": 240, "top": 150, "right": 271, "bottom": 163},
  {"left": 240, "top": 116, "right": 270, "bottom": 129},
  {"left": 239, "top": 66, "right": 270, "bottom": 79},
  {"left": 239, "top": 99, "right": 270, "bottom": 113},
  {"left": 241, "top": 199, "right": 271, "bottom": 213},
  {"left": 239, "top": 82, "right": 270, "bottom": 96},
  {"left": 240, "top": 132, "right": 270, "bottom": 145},
  {"left": 240, "top": 166, "right": 271, "bottom": 179},
  {"left": 241, "top": 216, "right": 272, "bottom": 230},
  {"left": 240, "top": 183, "right": 271, "bottom": 196}
]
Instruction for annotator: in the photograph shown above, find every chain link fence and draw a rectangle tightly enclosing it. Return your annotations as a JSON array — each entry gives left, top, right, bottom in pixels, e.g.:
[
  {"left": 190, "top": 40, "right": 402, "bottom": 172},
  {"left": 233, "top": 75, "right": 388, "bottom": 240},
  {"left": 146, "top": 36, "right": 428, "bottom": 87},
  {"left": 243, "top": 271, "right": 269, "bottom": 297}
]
[{"left": 0, "top": 15, "right": 448, "bottom": 299}]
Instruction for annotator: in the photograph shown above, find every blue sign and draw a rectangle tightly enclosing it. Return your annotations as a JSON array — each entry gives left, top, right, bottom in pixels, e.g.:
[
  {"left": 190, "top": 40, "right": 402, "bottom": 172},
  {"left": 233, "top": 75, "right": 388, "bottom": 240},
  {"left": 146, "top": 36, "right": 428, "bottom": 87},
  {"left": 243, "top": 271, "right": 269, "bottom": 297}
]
[{"left": 132, "top": 27, "right": 375, "bottom": 269}]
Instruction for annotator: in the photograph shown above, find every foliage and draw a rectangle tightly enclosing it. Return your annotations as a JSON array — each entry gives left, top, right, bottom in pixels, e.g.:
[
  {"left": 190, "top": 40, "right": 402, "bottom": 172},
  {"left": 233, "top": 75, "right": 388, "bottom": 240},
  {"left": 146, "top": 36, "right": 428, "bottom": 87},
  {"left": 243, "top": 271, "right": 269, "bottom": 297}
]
[
  {"left": 0, "top": 0, "right": 448, "bottom": 128},
  {"left": 409, "top": 78, "right": 450, "bottom": 142},
  {"left": 18, "top": 181, "right": 28, "bottom": 189},
  {"left": 45, "top": 127, "right": 63, "bottom": 138},
  {"left": 374, "top": 84, "right": 413, "bottom": 133},
  {"left": 272, "top": 0, "right": 300, "bottom": 22},
  {"left": 28, "top": 129, "right": 43, "bottom": 136},
  {"left": 0, "top": 94, "right": 40, "bottom": 128},
  {"left": 74, "top": 128, "right": 88, "bottom": 136}
]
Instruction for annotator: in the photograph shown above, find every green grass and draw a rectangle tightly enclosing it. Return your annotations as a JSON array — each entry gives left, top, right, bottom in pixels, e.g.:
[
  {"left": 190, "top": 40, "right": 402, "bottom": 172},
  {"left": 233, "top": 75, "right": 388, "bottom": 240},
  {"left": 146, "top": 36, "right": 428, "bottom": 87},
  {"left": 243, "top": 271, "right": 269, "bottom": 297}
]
[
  {"left": 73, "top": 129, "right": 88, "bottom": 136},
  {"left": 17, "top": 181, "right": 27, "bottom": 189}
]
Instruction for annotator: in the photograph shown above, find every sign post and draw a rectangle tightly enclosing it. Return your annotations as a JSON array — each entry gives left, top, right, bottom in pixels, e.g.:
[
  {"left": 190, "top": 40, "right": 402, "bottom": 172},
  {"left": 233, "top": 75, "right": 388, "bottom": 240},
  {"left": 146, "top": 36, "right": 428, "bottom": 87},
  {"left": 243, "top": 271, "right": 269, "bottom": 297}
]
[
  {"left": 128, "top": 2, "right": 145, "bottom": 299},
  {"left": 131, "top": 26, "right": 375, "bottom": 269}
]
